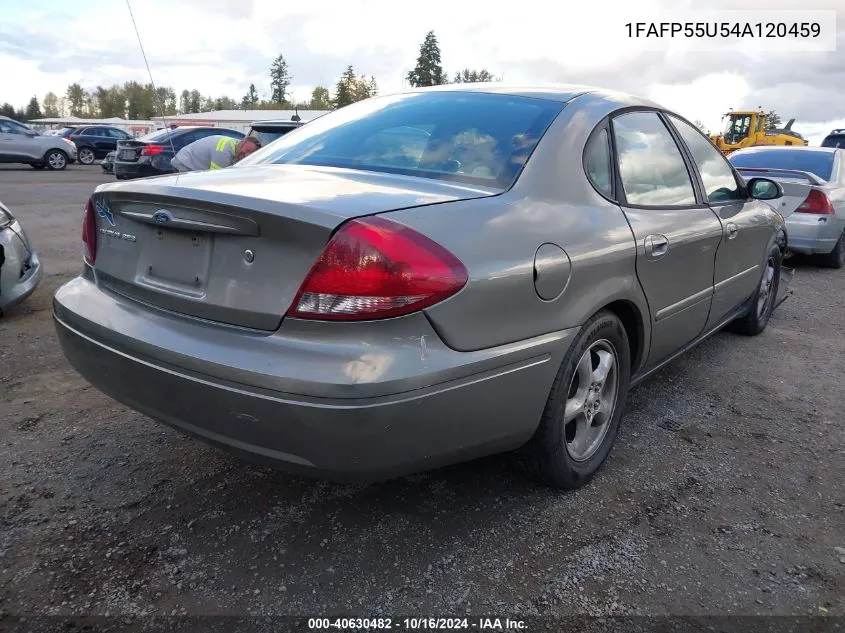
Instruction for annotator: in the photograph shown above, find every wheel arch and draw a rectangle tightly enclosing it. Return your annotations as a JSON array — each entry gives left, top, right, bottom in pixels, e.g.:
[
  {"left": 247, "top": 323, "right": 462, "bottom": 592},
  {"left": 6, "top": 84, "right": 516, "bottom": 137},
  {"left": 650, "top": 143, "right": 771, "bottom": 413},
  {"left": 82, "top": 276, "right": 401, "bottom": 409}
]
[{"left": 599, "top": 298, "right": 646, "bottom": 376}]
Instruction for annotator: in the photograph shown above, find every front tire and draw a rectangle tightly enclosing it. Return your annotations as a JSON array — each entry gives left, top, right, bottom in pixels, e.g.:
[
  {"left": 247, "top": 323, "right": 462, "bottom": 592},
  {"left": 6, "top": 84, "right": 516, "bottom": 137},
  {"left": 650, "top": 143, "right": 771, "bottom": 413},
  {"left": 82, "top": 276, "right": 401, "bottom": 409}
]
[
  {"left": 77, "top": 147, "right": 96, "bottom": 165},
  {"left": 44, "top": 149, "right": 68, "bottom": 171},
  {"left": 522, "top": 310, "right": 631, "bottom": 489},
  {"left": 818, "top": 231, "right": 845, "bottom": 269},
  {"left": 730, "top": 243, "right": 782, "bottom": 336}
]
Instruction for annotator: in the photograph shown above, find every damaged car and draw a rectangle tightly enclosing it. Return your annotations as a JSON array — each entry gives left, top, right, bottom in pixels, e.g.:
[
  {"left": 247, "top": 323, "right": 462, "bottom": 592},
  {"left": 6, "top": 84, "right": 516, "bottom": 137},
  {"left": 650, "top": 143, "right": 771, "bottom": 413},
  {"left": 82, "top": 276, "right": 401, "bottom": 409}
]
[{"left": 0, "top": 200, "right": 42, "bottom": 314}]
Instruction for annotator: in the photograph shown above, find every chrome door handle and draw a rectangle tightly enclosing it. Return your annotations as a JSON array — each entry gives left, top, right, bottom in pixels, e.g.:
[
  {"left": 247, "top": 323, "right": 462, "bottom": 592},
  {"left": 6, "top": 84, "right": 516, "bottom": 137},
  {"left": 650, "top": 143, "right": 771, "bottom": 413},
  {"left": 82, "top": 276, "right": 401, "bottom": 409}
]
[
  {"left": 644, "top": 234, "right": 669, "bottom": 259},
  {"left": 726, "top": 222, "right": 738, "bottom": 240}
]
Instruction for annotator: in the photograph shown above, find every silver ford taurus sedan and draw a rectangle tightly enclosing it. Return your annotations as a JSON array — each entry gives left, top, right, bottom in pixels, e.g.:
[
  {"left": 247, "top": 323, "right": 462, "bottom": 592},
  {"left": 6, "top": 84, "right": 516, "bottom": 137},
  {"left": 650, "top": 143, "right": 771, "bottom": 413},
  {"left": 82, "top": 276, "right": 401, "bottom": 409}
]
[{"left": 53, "top": 85, "right": 788, "bottom": 488}]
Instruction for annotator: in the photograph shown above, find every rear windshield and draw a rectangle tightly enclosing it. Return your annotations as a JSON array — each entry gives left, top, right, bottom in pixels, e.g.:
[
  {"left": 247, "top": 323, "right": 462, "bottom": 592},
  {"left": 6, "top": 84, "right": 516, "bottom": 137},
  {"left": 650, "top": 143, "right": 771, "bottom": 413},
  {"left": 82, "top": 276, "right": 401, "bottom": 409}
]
[
  {"left": 821, "top": 135, "right": 845, "bottom": 149},
  {"left": 141, "top": 128, "right": 182, "bottom": 142},
  {"left": 238, "top": 92, "right": 565, "bottom": 188},
  {"left": 729, "top": 149, "right": 836, "bottom": 181},
  {"left": 250, "top": 126, "right": 297, "bottom": 147}
]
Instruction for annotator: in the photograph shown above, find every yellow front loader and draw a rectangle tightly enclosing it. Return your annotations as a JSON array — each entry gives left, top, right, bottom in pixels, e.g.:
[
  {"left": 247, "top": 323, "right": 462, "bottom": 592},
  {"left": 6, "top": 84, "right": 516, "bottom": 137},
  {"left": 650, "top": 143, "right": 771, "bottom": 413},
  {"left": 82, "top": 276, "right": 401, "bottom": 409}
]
[{"left": 709, "top": 109, "right": 808, "bottom": 155}]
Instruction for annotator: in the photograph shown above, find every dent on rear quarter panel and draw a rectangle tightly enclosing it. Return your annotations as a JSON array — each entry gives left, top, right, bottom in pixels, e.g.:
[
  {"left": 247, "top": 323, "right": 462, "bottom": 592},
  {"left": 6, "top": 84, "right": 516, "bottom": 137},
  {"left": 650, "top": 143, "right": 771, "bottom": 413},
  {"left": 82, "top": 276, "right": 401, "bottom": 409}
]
[{"left": 389, "top": 92, "right": 648, "bottom": 355}]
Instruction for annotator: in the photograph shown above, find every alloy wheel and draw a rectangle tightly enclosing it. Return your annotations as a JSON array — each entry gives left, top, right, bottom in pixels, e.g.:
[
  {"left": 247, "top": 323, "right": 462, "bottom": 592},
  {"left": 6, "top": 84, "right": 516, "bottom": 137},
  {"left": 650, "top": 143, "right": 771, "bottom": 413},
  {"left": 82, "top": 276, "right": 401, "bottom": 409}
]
[{"left": 563, "top": 339, "right": 619, "bottom": 462}]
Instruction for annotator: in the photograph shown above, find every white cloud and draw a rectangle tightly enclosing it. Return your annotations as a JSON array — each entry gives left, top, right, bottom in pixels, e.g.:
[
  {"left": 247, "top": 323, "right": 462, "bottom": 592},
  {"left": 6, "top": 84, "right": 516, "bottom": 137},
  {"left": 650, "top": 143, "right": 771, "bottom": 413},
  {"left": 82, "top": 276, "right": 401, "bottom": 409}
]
[{"left": 1, "top": 0, "right": 842, "bottom": 139}]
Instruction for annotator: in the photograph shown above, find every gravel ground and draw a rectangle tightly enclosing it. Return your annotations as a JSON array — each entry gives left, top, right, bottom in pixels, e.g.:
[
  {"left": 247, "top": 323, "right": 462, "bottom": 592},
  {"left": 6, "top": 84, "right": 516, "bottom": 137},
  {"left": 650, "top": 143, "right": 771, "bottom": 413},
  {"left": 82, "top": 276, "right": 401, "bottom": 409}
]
[{"left": 0, "top": 164, "right": 843, "bottom": 622}]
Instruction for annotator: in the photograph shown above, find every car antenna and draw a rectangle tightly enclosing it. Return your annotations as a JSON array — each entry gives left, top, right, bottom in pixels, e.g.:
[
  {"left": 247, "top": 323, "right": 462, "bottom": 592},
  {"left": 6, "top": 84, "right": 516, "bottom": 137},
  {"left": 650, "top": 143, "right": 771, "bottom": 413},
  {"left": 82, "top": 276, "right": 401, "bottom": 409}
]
[
  {"left": 292, "top": 106, "right": 301, "bottom": 122},
  {"left": 125, "top": 0, "right": 178, "bottom": 162}
]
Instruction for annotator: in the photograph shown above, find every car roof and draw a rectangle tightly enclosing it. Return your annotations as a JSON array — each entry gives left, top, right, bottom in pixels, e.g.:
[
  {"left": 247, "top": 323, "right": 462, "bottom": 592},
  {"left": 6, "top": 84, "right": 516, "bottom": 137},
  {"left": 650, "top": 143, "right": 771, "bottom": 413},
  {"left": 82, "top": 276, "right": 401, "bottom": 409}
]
[
  {"left": 250, "top": 120, "right": 302, "bottom": 126},
  {"left": 401, "top": 83, "right": 664, "bottom": 109},
  {"left": 732, "top": 145, "right": 839, "bottom": 155}
]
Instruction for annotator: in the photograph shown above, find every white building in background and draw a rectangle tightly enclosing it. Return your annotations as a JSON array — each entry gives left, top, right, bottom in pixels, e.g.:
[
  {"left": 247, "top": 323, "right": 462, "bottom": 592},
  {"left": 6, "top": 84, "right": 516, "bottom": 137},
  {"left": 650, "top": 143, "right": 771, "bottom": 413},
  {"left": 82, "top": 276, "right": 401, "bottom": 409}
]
[{"left": 150, "top": 109, "right": 332, "bottom": 134}]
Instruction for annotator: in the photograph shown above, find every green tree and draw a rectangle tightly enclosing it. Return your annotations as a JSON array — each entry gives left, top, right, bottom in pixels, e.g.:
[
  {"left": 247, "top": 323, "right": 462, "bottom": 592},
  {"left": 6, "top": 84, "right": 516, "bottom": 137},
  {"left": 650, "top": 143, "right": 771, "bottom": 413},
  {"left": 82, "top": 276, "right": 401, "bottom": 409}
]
[
  {"left": 241, "top": 83, "right": 260, "bottom": 109},
  {"left": 269, "top": 54, "right": 292, "bottom": 104},
  {"left": 213, "top": 96, "right": 238, "bottom": 110},
  {"left": 92, "top": 85, "right": 126, "bottom": 118},
  {"left": 452, "top": 68, "right": 496, "bottom": 83},
  {"left": 24, "top": 96, "right": 42, "bottom": 121},
  {"left": 154, "top": 86, "right": 177, "bottom": 116},
  {"left": 66, "top": 83, "right": 86, "bottom": 116},
  {"left": 179, "top": 89, "right": 191, "bottom": 114},
  {"left": 14, "top": 107, "right": 26, "bottom": 121},
  {"left": 334, "top": 67, "right": 378, "bottom": 108},
  {"left": 407, "top": 31, "right": 445, "bottom": 87},
  {"left": 765, "top": 110, "right": 782, "bottom": 131},
  {"left": 309, "top": 86, "right": 331, "bottom": 109},
  {"left": 0, "top": 103, "right": 16, "bottom": 118},
  {"left": 188, "top": 89, "right": 202, "bottom": 113},
  {"left": 42, "top": 92, "right": 59, "bottom": 117},
  {"left": 124, "top": 81, "right": 158, "bottom": 119}
]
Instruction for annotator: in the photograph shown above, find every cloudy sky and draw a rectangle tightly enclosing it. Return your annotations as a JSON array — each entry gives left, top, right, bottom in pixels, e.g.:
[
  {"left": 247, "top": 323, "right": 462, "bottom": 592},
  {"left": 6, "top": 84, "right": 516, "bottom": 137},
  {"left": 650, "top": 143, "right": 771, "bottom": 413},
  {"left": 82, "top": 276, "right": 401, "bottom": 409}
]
[{"left": 1, "top": 0, "right": 842, "bottom": 144}]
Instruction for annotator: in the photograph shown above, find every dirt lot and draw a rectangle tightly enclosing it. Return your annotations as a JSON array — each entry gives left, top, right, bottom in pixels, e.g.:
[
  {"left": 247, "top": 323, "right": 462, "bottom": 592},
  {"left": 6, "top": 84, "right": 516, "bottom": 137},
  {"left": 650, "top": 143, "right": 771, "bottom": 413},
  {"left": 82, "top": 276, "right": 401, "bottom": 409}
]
[{"left": 1, "top": 164, "right": 843, "bottom": 622}]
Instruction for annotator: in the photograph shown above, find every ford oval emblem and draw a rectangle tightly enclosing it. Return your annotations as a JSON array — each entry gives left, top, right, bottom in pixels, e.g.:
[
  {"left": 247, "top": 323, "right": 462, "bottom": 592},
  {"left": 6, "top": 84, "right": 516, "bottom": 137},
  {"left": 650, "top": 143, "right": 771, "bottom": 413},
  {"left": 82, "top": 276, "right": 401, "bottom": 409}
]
[{"left": 153, "top": 209, "right": 173, "bottom": 225}]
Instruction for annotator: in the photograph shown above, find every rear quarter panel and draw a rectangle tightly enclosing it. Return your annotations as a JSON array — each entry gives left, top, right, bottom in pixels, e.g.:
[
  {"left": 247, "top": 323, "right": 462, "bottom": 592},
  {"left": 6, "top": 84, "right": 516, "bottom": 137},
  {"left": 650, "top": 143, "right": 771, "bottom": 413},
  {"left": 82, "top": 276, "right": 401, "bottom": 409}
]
[{"left": 389, "top": 92, "right": 648, "bottom": 355}]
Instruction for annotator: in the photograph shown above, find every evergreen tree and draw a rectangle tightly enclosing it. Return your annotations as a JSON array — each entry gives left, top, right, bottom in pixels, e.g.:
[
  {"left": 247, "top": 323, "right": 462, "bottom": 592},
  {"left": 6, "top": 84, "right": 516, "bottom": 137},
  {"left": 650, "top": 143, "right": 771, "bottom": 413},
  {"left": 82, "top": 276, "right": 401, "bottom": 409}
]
[
  {"left": 269, "top": 54, "right": 292, "bottom": 104},
  {"left": 241, "top": 83, "right": 260, "bottom": 109},
  {"left": 66, "top": 83, "right": 86, "bottom": 116},
  {"left": 452, "top": 68, "right": 496, "bottom": 83},
  {"left": 765, "top": 110, "right": 782, "bottom": 130},
  {"left": 24, "top": 96, "right": 42, "bottom": 121},
  {"left": 334, "top": 66, "right": 357, "bottom": 108},
  {"left": 0, "top": 103, "right": 16, "bottom": 118},
  {"left": 407, "top": 31, "right": 445, "bottom": 87}
]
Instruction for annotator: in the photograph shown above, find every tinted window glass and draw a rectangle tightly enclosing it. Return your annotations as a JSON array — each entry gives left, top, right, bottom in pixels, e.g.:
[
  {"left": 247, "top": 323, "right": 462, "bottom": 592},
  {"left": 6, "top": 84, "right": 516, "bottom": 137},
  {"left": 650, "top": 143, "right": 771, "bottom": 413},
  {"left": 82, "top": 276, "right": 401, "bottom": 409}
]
[
  {"left": 0, "top": 120, "right": 24, "bottom": 134},
  {"left": 585, "top": 128, "right": 612, "bottom": 196},
  {"left": 85, "top": 127, "right": 104, "bottom": 137},
  {"left": 105, "top": 128, "right": 128, "bottom": 139},
  {"left": 612, "top": 112, "right": 696, "bottom": 206},
  {"left": 239, "top": 92, "right": 564, "bottom": 188},
  {"left": 729, "top": 148, "right": 835, "bottom": 181},
  {"left": 669, "top": 115, "right": 744, "bottom": 203},
  {"left": 143, "top": 128, "right": 182, "bottom": 143},
  {"left": 821, "top": 136, "right": 845, "bottom": 149}
]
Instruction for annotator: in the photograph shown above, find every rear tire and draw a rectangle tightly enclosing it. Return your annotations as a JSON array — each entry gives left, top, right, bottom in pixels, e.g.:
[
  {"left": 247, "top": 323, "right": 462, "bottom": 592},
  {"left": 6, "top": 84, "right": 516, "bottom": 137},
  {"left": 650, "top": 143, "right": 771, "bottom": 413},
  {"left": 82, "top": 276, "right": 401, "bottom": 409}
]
[
  {"left": 730, "top": 243, "right": 782, "bottom": 336},
  {"left": 818, "top": 231, "right": 845, "bottom": 269},
  {"left": 44, "top": 149, "right": 68, "bottom": 171},
  {"left": 521, "top": 310, "right": 631, "bottom": 490}
]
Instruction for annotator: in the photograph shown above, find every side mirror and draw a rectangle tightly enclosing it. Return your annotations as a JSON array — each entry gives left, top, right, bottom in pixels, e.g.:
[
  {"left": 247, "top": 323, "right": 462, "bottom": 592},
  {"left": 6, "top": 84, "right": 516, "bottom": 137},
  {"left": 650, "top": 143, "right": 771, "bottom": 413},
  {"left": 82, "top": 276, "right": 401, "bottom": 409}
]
[
  {"left": 24, "top": 129, "right": 38, "bottom": 137},
  {"left": 747, "top": 177, "right": 783, "bottom": 201}
]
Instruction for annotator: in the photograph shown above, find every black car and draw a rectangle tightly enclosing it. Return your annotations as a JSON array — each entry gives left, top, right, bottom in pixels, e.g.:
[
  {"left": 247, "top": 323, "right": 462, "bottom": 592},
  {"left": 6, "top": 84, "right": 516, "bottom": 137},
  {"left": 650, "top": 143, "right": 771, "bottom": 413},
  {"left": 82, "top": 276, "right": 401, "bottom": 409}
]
[
  {"left": 63, "top": 126, "right": 134, "bottom": 165},
  {"left": 113, "top": 126, "right": 244, "bottom": 180},
  {"left": 821, "top": 129, "right": 845, "bottom": 149}
]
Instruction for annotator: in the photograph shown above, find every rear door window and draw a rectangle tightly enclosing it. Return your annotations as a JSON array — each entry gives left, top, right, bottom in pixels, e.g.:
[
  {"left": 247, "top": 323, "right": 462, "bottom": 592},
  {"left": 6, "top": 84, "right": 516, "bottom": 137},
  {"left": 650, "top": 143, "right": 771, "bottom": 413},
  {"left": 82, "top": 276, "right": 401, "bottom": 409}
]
[
  {"left": 668, "top": 114, "right": 745, "bottom": 203},
  {"left": 611, "top": 111, "right": 697, "bottom": 206}
]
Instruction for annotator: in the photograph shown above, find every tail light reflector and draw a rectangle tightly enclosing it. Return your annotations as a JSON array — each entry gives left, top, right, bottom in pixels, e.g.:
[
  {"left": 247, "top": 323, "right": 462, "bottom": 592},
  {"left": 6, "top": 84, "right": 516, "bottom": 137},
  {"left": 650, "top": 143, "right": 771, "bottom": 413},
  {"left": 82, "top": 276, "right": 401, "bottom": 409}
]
[
  {"left": 141, "top": 144, "right": 165, "bottom": 156},
  {"left": 288, "top": 216, "right": 468, "bottom": 321},
  {"left": 798, "top": 189, "right": 834, "bottom": 215},
  {"left": 82, "top": 199, "right": 97, "bottom": 264}
]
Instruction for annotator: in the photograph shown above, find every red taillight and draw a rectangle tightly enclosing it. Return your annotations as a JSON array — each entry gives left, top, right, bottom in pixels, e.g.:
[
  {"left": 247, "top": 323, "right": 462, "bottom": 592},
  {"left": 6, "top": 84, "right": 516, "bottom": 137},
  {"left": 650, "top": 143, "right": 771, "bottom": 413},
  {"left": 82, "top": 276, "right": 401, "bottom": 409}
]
[
  {"left": 141, "top": 144, "right": 165, "bottom": 156},
  {"left": 288, "top": 216, "right": 468, "bottom": 321},
  {"left": 798, "top": 189, "right": 834, "bottom": 215},
  {"left": 82, "top": 199, "right": 97, "bottom": 264}
]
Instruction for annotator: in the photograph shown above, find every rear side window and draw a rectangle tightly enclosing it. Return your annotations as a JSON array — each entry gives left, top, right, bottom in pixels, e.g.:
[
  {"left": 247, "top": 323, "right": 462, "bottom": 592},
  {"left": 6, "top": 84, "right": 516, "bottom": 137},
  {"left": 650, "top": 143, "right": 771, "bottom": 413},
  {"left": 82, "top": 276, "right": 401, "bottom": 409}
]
[
  {"left": 584, "top": 128, "right": 612, "bottom": 197},
  {"left": 240, "top": 92, "right": 565, "bottom": 188},
  {"left": 611, "top": 111, "right": 697, "bottom": 207},
  {"left": 668, "top": 114, "right": 744, "bottom": 203},
  {"left": 729, "top": 148, "right": 835, "bottom": 181}
]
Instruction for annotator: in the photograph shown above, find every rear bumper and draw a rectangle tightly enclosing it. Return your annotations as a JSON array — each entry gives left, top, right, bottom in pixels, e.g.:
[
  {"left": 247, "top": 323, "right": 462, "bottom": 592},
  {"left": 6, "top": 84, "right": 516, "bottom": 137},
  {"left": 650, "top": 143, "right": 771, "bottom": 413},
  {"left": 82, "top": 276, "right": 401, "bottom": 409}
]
[
  {"left": 0, "top": 225, "right": 42, "bottom": 312},
  {"left": 113, "top": 159, "right": 173, "bottom": 180},
  {"left": 53, "top": 275, "right": 571, "bottom": 481},
  {"left": 785, "top": 213, "right": 844, "bottom": 254}
]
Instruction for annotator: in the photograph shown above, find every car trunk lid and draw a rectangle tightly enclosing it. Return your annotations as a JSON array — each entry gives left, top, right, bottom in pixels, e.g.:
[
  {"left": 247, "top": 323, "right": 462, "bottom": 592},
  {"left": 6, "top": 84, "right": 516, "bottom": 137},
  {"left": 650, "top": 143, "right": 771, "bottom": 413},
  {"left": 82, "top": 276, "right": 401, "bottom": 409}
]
[
  {"left": 90, "top": 164, "right": 498, "bottom": 330},
  {"left": 736, "top": 167, "right": 828, "bottom": 218}
]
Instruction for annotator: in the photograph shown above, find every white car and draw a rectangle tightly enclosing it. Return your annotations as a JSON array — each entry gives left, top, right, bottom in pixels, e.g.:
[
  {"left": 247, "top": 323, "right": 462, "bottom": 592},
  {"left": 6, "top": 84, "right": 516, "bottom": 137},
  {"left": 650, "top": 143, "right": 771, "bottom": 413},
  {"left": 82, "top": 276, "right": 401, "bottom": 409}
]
[
  {"left": 0, "top": 115, "right": 78, "bottom": 170},
  {"left": 0, "top": 200, "right": 42, "bottom": 314},
  {"left": 730, "top": 146, "right": 845, "bottom": 268}
]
